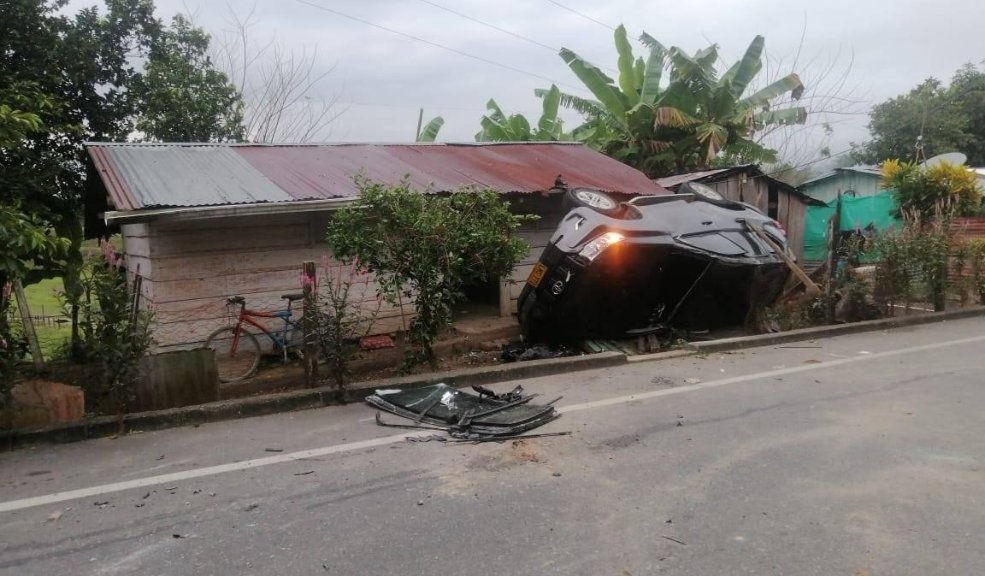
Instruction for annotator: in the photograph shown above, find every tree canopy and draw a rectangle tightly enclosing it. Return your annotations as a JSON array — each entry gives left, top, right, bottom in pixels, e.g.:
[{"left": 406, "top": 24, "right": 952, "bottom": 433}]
[
  {"left": 133, "top": 15, "right": 244, "bottom": 142},
  {"left": 855, "top": 64, "right": 985, "bottom": 165},
  {"left": 2, "top": 0, "right": 246, "bottom": 353}
]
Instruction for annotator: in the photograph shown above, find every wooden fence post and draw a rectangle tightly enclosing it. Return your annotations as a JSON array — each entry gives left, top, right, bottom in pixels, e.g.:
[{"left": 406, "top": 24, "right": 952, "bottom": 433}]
[
  {"left": 13, "top": 280, "right": 45, "bottom": 372},
  {"left": 824, "top": 193, "right": 842, "bottom": 323},
  {"left": 302, "top": 261, "right": 319, "bottom": 388}
]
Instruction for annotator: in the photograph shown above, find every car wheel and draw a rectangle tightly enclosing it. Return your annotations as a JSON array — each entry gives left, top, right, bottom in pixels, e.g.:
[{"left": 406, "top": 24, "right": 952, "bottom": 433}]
[
  {"left": 563, "top": 188, "right": 624, "bottom": 217},
  {"left": 681, "top": 182, "right": 743, "bottom": 210}
]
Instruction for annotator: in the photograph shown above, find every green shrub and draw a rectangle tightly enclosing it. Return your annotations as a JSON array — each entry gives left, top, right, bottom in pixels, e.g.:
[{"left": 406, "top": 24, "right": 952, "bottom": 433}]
[
  {"left": 74, "top": 240, "right": 153, "bottom": 415},
  {"left": 326, "top": 178, "right": 534, "bottom": 369},
  {"left": 881, "top": 159, "right": 981, "bottom": 220},
  {"left": 314, "top": 258, "right": 381, "bottom": 394}
]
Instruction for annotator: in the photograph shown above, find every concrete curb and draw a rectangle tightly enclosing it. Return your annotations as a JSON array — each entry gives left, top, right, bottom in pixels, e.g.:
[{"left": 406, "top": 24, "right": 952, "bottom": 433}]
[
  {"left": 687, "top": 305, "right": 985, "bottom": 354},
  {"left": 626, "top": 306, "right": 985, "bottom": 364},
  {"left": 2, "top": 351, "right": 627, "bottom": 449},
  {"left": 5, "top": 306, "right": 985, "bottom": 449}
]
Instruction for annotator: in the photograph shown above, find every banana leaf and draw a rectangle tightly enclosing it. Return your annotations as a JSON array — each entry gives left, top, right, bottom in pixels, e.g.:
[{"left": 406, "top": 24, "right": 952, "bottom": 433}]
[
  {"left": 653, "top": 106, "right": 699, "bottom": 129},
  {"left": 416, "top": 116, "right": 444, "bottom": 142},
  {"left": 693, "top": 45, "right": 720, "bottom": 72},
  {"left": 537, "top": 88, "right": 607, "bottom": 118},
  {"left": 638, "top": 31, "right": 666, "bottom": 52},
  {"left": 738, "top": 73, "right": 804, "bottom": 110},
  {"left": 614, "top": 25, "right": 640, "bottom": 105},
  {"left": 559, "top": 48, "right": 631, "bottom": 122},
  {"left": 666, "top": 47, "right": 716, "bottom": 92},
  {"left": 722, "top": 35, "right": 764, "bottom": 99},
  {"left": 695, "top": 122, "right": 728, "bottom": 163},
  {"left": 752, "top": 107, "right": 807, "bottom": 129},
  {"left": 538, "top": 84, "right": 562, "bottom": 136},
  {"left": 639, "top": 40, "right": 667, "bottom": 104},
  {"left": 634, "top": 57, "right": 645, "bottom": 93},
  {"left": 484, "top": 98, "right": 507, "bottom": 123},
  {"left": 655, "top": 81, "right": 699, "bottom": 116},
  {"left": 508, "top": 113, "right": 531, "bottom": 140}
]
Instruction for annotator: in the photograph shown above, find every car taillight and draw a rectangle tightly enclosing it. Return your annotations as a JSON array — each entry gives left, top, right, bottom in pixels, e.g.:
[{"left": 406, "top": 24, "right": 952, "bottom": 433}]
[{"left": 578, "top": 232, "right": 625, "bottom": 262}]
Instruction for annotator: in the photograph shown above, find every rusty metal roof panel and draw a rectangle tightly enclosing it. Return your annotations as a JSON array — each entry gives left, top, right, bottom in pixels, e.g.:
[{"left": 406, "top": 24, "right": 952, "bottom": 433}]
[
  {"left": 655, "top": 168, "right": 733, "bottom": 189},
  {"left": 88, "top": 142, "right": 668, "bottom": 211},
  {"left": 88, "top": 144, "right": 291, "bottom": 209},
  {"left": 235, "top": 143, "right": 667, "bottom": 199}
]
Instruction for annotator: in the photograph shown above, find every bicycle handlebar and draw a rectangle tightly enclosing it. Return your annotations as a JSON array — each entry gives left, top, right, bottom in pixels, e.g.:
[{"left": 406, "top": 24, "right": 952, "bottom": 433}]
[{"left": 227, "top": 296, "right": 245, "bottom": 306}]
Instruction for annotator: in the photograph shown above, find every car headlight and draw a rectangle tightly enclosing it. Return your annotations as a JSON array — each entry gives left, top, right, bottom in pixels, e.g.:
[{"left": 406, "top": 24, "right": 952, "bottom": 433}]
[{"left": 578, "top": 232, "right": 625, "bottom": 262}]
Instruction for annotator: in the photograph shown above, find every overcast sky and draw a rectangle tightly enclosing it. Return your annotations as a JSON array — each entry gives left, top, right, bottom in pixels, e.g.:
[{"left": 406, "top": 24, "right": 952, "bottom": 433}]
[{"left": 68, "top": 0, "right": 985, "bottom": 168}]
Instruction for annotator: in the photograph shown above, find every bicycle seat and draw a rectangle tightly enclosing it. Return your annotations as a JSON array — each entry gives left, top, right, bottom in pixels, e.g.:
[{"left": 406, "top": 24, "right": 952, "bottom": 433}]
[{"left": 281, "top": 293, "right": 304, "bottom": 301}]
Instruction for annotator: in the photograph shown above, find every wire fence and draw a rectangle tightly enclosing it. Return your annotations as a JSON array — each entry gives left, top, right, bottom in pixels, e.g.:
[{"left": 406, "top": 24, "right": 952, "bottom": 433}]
[{"left": 4, "top": 309, "right": 71, "bottom": 362}]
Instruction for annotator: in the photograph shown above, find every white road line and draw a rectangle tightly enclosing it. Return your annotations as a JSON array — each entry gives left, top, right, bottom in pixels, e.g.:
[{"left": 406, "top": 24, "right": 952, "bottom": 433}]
[
  {"left": 562, "top": 334, "right": 985, "bottom": 414},
  {"left": 3, "top": 333, "right": 985, "bottom": 514}
]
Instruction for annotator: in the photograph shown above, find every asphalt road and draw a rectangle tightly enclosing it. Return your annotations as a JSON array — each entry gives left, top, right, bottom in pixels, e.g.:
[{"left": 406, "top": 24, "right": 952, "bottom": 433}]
[{"left": 3, "top": 317, "right": 985, "bottom": 575}]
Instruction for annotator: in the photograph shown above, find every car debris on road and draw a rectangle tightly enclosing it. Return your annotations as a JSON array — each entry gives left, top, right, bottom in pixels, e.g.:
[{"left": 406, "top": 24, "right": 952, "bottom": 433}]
[{"left": 366, "top": 383, "right": 562, "bottom": 441}]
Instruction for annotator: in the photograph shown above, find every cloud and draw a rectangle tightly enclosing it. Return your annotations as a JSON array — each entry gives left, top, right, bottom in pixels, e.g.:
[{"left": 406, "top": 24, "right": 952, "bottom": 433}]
[{"left": 64, "top": 0, "right": 984, "bottom": 162}]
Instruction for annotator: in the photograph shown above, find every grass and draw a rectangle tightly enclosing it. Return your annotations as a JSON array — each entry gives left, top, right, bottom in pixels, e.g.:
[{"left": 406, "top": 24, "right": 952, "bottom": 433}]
[
  {"left": 22, "top": 277, "right": 65, "bottom": 317},
  {"left": 12, "top": 277, "right": 71, "bottom": 360}
]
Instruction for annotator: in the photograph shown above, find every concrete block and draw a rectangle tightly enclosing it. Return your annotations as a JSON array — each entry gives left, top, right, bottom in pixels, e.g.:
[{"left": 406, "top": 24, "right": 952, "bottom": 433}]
[{"left": 10, "top": 380, "right": 85, "bottom": 427}]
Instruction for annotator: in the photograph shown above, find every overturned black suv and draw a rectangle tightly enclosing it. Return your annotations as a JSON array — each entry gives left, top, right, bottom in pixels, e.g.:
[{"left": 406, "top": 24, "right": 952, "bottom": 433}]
[{"left": 518, "top": 183, "right": 792, "bottom": 342}]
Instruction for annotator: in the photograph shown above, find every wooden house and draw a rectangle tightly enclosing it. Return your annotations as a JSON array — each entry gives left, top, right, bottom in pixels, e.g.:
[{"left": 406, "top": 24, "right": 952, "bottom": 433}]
[
  {"left": 656, "top": 165, "right": 825, "bottom": 261},
  {"left": 798, "top": 165, "right": 884, "bottom": 204},
  {"left": 85, "top": 142, "right": 668, "bottom": 352}
]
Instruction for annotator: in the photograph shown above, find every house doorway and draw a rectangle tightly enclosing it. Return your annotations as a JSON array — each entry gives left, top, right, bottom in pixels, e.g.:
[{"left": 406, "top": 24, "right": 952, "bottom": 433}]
[{"left": 456, "top": 277, "right": 502, "bottom": 318}]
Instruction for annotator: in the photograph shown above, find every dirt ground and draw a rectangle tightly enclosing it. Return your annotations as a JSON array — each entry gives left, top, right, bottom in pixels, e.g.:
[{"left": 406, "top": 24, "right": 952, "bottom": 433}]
[{"left": 218, "top": 338, "right": 508, "bottom": 401}]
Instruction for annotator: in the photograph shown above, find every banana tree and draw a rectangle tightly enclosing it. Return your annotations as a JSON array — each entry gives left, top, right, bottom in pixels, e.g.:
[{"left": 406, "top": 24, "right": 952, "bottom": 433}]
[
  {"left": 546, "top": 26, "right": 807, "bottom": 175},
  {"left": 661, "top": 35, "right": 807, "bottom": 166},
  {"left": 475, "top": 84, "right": 571, "bottom": 142},
  {"left": 536, "top": 25, "right": 685, "bottom": 174}
]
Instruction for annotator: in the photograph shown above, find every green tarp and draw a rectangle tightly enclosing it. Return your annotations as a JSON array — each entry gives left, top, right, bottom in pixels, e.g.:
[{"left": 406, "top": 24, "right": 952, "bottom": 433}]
[{"left": 802, "top": 190, "right": 900, "bottom": 261}]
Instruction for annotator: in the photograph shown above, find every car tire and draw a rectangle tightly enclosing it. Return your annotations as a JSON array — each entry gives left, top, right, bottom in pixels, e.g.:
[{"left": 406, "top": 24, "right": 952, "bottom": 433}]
[
  {"left": 563, "top": 188, "right": 624, "bottom": 217},
  {"left": 681, "top": 182, "right": 743, "bottom": 210}
]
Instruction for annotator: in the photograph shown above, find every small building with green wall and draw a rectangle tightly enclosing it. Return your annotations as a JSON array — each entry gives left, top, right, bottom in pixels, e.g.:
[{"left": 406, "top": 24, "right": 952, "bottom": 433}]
[{"left": 799, "top": 166, "right": 883, "bottom": 204}]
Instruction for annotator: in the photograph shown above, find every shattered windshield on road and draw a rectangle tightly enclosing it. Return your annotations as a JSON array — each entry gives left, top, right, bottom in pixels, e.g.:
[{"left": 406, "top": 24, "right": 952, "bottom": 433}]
[{"left": 366, "top": 383, "right": 562, "bottom": 441}]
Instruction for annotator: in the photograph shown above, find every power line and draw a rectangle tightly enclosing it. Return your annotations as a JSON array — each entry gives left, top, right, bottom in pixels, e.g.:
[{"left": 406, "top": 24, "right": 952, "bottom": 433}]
[
  {"left": 542, "top": 0, "right": 616, "bottom": 31},
  {"left": 415, "top": 0, "right": 620, "bottom": 77},
  {"left": 415, "top": 0, "right": 557, "bottom": 53},
  {"left": 293, "top": 0, "right": 590, "bottom": 95}
]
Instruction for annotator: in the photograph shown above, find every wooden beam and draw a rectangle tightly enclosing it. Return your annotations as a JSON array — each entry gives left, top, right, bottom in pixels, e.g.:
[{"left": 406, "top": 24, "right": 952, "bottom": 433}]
[{"left": 12, "top": 280, "right": 45, "bottom": 371}]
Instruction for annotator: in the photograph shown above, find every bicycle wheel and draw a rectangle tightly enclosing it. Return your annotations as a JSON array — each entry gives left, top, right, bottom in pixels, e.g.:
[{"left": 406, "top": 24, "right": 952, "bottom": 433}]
[{"left": 204, "top": 325, "right": 261, "bottom": 383}]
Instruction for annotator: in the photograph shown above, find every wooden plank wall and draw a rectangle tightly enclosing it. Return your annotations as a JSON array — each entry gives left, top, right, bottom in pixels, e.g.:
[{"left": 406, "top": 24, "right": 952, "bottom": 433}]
[
  {"left": 125, "top": 212, "right": 409, "bottom": 351},
  {"left": 695, "top": 175, "right": 807, "bottom": 261},
  {"left": 124, "top": 197, "right": 564, "bottom": 350},
  {"left": 784, "top": 197, "right": 806, "bottom": 261},
  {"left": 121, "top": 223, "right": 155, "bottom": 306},
  {"left": 503, "top": 195, "right": 568, "bottom": 315}
]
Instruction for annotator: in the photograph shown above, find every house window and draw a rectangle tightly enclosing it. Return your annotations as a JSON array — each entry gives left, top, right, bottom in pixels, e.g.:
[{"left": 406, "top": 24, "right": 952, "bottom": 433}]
[{"left": 767, "top": 184, "right": 778, "bottom": 219}]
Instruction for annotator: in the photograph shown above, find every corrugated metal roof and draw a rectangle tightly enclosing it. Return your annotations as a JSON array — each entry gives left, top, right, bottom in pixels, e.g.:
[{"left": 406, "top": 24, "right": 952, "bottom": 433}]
[
  {"left": 88, "top": 142, "right": 668, "bottom": 211},
  {"left": 655, "top": 164, "right": 825, "bottom": 207},
  {"left": 799, "top": 165, "right": 882, "bottom": 188},
  {"left": 654, "top": 168, "right": 733, "bottom": 189},
  {"left": 89, "top": 144, "right": 290, "bottom": 210}
]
